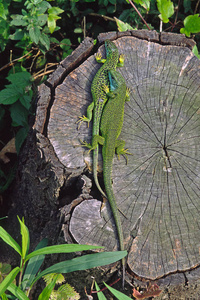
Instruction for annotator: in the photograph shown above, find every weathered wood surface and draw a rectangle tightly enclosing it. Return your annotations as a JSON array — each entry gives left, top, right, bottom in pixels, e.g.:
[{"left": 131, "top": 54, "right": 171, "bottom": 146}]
[
  {"left": 48, "top": 32, "right": 200, "bottom": 281},
  {"left": 5, "top": 30, "right": 200, "bottom": 298}
]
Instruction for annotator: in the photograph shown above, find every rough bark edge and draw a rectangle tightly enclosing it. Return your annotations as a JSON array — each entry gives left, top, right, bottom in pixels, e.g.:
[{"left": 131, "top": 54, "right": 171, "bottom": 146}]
[{"left": 34, "top": 31, "right": 195, "bottom": 134}]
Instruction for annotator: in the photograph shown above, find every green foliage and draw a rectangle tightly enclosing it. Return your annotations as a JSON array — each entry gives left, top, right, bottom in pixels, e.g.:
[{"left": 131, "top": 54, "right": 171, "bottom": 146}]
[
  {"left": 193, "top": 45, "right": 200, "bottom": 59},
  {"left": 0, "top": 71, "right": 32, "bottom": 154},
  {"left": 0, "top": 263, "right": 12, "bottom": 284},
  {"left": 180, "top": 14, "right": 200, "bottom": 37},
  {"left": 114, "top": 17, "right": 135, "bottom": 32},
  {"left": 156, "top": 0, "right": 174, "bottom": 23},
  {"left": 0, "top": 216, "right": 127, "bottom": 299},
  {"left": 43, "top": 273, "right": 80, "bottom": 300},
  {"left": 9, "top": 0, "right": 64, "bottom": 51}
]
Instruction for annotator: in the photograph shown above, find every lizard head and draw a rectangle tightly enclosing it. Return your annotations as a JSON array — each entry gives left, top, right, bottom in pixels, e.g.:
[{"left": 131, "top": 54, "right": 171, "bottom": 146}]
[{"left": 105, "top": 40, "right": 118, "bottom": 57}]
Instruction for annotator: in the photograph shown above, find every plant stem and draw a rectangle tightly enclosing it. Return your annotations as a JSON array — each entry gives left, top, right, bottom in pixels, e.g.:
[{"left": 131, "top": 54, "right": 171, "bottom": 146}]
[{"left": 127, "top": 0, "right": 151, "bottom": 30}]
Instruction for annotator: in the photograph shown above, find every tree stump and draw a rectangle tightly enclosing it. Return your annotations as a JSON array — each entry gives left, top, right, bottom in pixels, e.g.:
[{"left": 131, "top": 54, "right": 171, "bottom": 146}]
[{"left": 4, "top": 30, "right": 200, "bottom": 298}]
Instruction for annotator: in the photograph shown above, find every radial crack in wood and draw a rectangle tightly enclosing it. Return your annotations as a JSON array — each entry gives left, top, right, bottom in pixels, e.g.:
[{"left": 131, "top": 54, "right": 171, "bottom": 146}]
[{"left": 48, "top": 35, "right": 200, "bottom": 280}]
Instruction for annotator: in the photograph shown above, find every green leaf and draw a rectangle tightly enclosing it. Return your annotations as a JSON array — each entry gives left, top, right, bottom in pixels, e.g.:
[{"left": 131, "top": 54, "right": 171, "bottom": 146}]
[
  {"left": 10, "top": 15, "right": 28, "bottom": 26},
  {"left": 39, "top": 33, "right": 50, "bottom": 50},
  {"left": 6, "top": 282, "right": 29, "bottom": 300},
  {"left": 0, "top": 88, "right": 19, "bottom": 105},
  {"left": 95, "top": 281, "right": 107, "bottom": 300},
  {"left": 48, "top": 7, "right": 64, "bottom": 15},
  {"left": 22, "top": 238, "right": 48, "bottom": 290},
  {"left": 7, "top": 72, "right": 32, "bottom": 87},
  {"left": 0, "top": 267, "right": 20, "bottom": 296},
  {"left": 103, "top": 282, "right": 132, "bottom": 299},
  {"left": 9, "top": 102, "right": 29, "bottom": 127},
  {"left": 0, "top": 226, "right": 21, "bottom": 255},
  {"left": 0, "top": 264, "right": 11, "bottom": 276},
  {"left": 38, "top": 275, "right": 59, "bottom": 300},
  {"left": 48, "top": 14, "right": 60, "bottom": 33},
  {"left": 17, "top": 217, "right": 30, "bottom": 259},
  {"left": 1, "top": 292, "right": 8, "bottom": 300},
  {"left": 114, "top": 17, "right": 135, "bottom": 32},
  {"left": 32, "top": 251, "right": 127, "bottom": 285},
  {"left": 15, "top": 127, "right": 29, "bottom": 154},
  {"left": 29, "top": 26, "right": 41, "bottom": 44},
  {"left": 192, "top": 45, "right": 200, "bottom": 59},
  {"left": 9, "top": 29, "right": 24, "bottom": 40},
  {"left": 25, "top": 244, "right": 103, "bottom": 261},
  {"left": 38, "top": 1, "right": 51, "bottom": 14},
  {"left": 133, "top": 0, "right": 150, "bottom": 10},
  {"left": 180, "top": 14, "right": 200, "bottom": 37},
  {"left": 157, "top": 0, "right": 174, "bottom": 23}
]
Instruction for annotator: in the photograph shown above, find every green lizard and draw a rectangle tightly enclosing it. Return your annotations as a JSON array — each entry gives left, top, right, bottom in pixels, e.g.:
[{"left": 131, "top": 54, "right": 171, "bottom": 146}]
[
  {"left": 82, "top": 69, "right": 131, "bottom": 286},
  {"left": 77, "top": 40, "right": 124, "bottom": 197}
]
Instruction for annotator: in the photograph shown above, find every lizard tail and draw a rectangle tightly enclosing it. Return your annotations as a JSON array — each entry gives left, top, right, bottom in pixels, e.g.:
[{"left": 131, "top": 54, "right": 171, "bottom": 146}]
[
  {"left": 93, "top": 147, "right": 107, "bottom": 198},
  {"left": 103, "top": 160, "right": 125, "bottom": 286}
]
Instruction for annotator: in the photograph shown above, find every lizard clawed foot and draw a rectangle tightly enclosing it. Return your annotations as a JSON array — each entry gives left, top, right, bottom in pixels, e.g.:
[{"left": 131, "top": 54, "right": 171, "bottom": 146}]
[
  {"left": 76, "top": 116, "right": 90, "bottom": 129},
  {"left": 95, "top": 52, "right": 102, "bottom": 60},
  {"left": 119, "top": 54, "right": 125, "bottom": 64},
  {"left": 117, "top": 148, "right": 133, "bottom": 164},
  {"left": 78, "top": 139, "right": 93, "bottom": 154},
  {"left": 102, "top": 84, "right": 109, "bottom": 94}
]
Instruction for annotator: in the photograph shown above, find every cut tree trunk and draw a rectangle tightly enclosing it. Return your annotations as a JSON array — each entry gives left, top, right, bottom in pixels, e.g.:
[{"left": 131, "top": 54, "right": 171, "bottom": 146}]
[{"left": 3, "top": 30, "right": 200, "bottom": 299}]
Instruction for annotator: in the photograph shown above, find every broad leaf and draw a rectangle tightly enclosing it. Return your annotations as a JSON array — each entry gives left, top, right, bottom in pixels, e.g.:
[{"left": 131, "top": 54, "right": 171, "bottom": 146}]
[
  {"left": 157, "top": 0, "right": 174, "bottom": 23},
  {"left": 180, "top": 14, "right": 200, "bottom": 37},
  {"left": 29, "top": 26, "right": 41, "bottom": 44},
  {"left": 0, "top": 88, "right": 19, "bottom": 105}
]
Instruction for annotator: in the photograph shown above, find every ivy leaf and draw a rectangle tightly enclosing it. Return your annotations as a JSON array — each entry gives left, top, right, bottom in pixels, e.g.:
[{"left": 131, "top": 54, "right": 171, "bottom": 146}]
[
  {"left": 157, "top": 0, "right": 174, "bottom": 23},
  {"left": 180, "top": 14, "right": 200, "bottom": 37}
]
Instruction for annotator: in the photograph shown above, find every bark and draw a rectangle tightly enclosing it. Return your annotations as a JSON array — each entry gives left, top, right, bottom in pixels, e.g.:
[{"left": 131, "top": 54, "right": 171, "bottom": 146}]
[{"left": 3, "top": 31, "right": 200, "bottom": 299}]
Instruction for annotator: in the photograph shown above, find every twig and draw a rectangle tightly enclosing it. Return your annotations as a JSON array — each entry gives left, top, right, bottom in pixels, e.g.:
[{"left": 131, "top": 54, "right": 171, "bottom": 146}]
[
  {"left": 0, "top": 50, "right": 33, "bottom": 72},
  {"left": 127, "top": 0, "right": 151, "bottom": 30},
  {"left": 88, "top": 13, "right": 114, "bottom": 22},
  {"left": 194, "top": 0, "right": 200, "bottom": 14}
]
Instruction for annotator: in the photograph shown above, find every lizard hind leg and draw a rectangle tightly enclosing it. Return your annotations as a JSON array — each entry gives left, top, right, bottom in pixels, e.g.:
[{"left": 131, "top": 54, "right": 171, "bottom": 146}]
[{"left": 115, "top": 139, "right": 133, "bottom": 164}]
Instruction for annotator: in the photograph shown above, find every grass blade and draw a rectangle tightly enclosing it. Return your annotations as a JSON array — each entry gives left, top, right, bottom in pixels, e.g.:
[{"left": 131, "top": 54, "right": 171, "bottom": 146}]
[
  {"left": 0, "top": 226, "right": 21, "bottom": 255},
  {"left": 21, "top": 238, "right": 48, "bottom": 290},
  {"left": 38, "top": 274, "right": 59, "bottom": 300},
  {"left": 0, "top": 267, "right": 20, "bottom": 296},
  {"left": 104, "top": 282, "right": 132, "bottom": 299},
  {"left": 7, "top": 282, "right": 30, "bottom": 300},
  {"left": 32, "top": 250, "right": 127, "bottom": 285},
  {"left": 95, "top": 281, "right": 107, "bottom": 300},
  {"left": 17, "top": 216, "right": 30, "bottom": 259},
  {"left": 25, "top": 244, "right": 103, "bottom": 261}
]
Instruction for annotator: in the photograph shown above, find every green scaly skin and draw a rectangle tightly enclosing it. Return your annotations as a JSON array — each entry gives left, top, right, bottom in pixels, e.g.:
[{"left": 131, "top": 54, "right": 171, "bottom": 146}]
[
  {"left": 83, "top": 70, "right": 131, "bottom": 286},
  {"left": 77, "top": 40, "right": 124, "bottom": 198}
]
